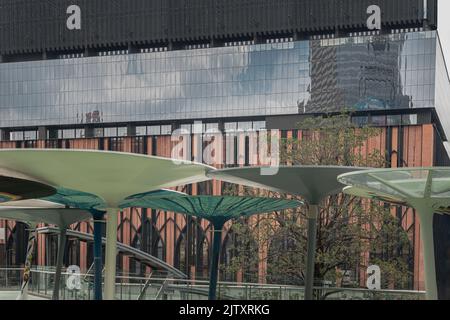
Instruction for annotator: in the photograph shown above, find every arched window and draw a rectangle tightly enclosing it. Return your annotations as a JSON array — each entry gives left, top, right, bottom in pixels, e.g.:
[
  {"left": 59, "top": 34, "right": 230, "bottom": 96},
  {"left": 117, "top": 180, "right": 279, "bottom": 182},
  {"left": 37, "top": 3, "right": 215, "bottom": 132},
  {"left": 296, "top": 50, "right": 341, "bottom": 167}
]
[
  {"left": 129, "top": 213, "right": 166, "bottom": 276},
  {"left": 117, "top": 212, "right": 139, "bottom": 274},
  {"left": 174, "top": 218, "right": 211, "bottom": 279}
]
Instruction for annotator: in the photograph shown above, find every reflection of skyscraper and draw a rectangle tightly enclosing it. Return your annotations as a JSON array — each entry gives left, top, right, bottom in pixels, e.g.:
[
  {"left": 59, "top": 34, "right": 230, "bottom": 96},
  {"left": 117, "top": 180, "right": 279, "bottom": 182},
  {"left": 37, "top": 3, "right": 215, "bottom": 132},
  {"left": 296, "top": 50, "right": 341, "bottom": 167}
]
[
  {"left": 306, "top": 35, "right": 411, "bottom": 113},
  {"left": 307, "top": 41, "right": 343, "bottom": 113},
  {"left": 351, "top": 37, "right": 410, "bottom": 111}
]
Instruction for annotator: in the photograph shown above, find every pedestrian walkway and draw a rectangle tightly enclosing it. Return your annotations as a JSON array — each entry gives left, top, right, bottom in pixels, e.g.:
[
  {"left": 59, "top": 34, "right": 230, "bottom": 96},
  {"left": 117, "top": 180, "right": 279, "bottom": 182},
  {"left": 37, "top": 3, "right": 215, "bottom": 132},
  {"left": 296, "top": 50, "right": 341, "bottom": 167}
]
[{"left": 0, "top": 291, "right": 47, "bottom": 300}]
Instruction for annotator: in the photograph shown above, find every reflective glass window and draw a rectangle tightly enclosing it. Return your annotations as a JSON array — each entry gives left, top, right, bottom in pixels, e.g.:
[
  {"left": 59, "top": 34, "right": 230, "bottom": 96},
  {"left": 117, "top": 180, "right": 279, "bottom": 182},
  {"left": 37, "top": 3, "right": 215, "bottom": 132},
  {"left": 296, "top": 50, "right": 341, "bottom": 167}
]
[
  {"left": 135, "top": 126, "right": 147, "bottom": 136},
  {"left": 161, "top": 125, "right": 172, "bottom": 135},
  {"left": 147, "top": 126, "right": 161, "bottom": 135},
  {"left": 0, "top": 31, "right": 445, "bottom": 135}
]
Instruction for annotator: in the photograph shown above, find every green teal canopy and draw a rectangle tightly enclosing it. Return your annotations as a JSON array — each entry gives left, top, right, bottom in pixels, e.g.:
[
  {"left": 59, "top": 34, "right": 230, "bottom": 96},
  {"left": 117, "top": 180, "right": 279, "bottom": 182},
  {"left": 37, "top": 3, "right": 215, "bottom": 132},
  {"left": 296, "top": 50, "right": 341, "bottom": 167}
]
[
  {"left": 44, "top": 187, "right": 105, "bottom": 211},
  {"left": 127, "top": 195, "right": 302, "bottom": 226},
  {"left": 135, "top": 194, "right": 302, "bottom": 301},
  {"left": 119, "top": 189, "right": 186, "bottom": 209},
  {"left": 44, "top": 187, "right": 185, "bottom": 211}
]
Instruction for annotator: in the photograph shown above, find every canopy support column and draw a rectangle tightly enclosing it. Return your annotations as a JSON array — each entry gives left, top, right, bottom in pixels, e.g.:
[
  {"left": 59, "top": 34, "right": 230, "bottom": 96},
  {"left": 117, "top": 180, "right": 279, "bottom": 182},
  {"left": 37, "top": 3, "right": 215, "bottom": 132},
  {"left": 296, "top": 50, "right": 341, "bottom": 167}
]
[
  {"left": 52, "top": 227, "right": 67, "bottom": 300},
  {"left": 208, "top": 223, "right": 224, "bottom": 300},
  {"left": 104, "top": 208, "right": 118, "bottom": 300},
  {"left": 305, "top": 204, "right": 319, "bottom": 300},
  {"left": 17, "top": 222, "right": 37, "bottom": 300},
  {"left": 92, "top": 210, "right": 105, "bottom": 300},
  {"left": 416, "top": 205, "right": 438, "bottom": 300}
]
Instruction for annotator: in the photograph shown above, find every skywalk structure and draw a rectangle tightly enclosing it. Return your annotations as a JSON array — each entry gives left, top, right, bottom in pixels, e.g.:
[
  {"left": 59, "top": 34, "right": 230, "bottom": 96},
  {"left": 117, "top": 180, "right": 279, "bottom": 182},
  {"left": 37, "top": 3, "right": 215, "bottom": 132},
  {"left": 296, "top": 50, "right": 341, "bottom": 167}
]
[{"left": 0, "top": 0, "right": 449, "bottom": 296}]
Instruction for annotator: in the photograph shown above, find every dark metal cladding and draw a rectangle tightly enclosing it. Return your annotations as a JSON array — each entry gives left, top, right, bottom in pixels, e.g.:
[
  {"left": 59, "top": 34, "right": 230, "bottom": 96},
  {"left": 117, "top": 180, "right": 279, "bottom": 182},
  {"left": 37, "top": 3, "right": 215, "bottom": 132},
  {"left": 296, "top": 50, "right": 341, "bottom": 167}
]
[{"left": 0, "top": 0, "right": 438, "bottom": 55}]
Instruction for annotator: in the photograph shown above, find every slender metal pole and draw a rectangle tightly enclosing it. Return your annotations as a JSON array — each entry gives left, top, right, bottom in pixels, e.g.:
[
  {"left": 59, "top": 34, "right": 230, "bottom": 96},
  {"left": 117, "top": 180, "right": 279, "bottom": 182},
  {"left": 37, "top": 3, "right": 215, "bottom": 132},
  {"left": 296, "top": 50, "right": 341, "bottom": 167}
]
[
  {"left": 208, "top": 224, "right": 223, "bottom": 300},
  {"left": 17, "top": 222, "right": 37, "bottom": 300},
  {"left": 104, "top": 208, "right": 118, "bottom": 300},
  {"left": 92, "top": 210, "right": 105, "bottom": 300},
  {"left": 304, "top": 204, "right": 319, "bottom": 300},
  {"left": 52, "top": 227, "right": 67, "bottom": 300},
  {"left": 415, "top": 206, "right": 438, "bottom": 300}
]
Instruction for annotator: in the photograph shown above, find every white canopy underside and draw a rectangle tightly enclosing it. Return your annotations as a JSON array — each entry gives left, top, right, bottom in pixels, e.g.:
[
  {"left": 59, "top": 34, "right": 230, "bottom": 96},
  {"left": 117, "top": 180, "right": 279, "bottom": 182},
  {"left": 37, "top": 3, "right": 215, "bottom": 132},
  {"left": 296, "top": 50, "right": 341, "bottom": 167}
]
[
  {"left": 209, "top": 166, "right": 364, "bottom": 203},
  {"left": 339, "top": 167, "right": 450, "bottom": 208},
  {"left": 0, "top": 199, "right": 64, "bottom": 209},
  {"left": 0, "top": 207, "right": 91, "bottom": 227}
]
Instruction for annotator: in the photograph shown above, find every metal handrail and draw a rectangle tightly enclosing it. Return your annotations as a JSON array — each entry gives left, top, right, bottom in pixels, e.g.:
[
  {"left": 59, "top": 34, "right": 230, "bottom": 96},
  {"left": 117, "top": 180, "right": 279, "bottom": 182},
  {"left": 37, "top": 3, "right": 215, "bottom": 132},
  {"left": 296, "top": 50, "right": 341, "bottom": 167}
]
[
  {"left": 0, "top": 267, "right": 426, "bottom": 294},
  {"left": 137, "top": 271, "right": 154, "bottom": 300},
  {"left": 0, "top": 267, "right": 426, "bottom": 300},
  {"left": 154, "top": 277, "right": 168, "bottom": 300}
]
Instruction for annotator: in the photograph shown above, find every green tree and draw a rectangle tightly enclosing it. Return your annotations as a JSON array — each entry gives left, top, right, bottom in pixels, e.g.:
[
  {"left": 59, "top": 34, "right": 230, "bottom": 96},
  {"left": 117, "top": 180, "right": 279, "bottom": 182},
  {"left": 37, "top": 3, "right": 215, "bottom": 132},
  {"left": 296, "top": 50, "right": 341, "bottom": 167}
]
[{"left": 222, "top": 113, "right": 412, "bottom": 296}]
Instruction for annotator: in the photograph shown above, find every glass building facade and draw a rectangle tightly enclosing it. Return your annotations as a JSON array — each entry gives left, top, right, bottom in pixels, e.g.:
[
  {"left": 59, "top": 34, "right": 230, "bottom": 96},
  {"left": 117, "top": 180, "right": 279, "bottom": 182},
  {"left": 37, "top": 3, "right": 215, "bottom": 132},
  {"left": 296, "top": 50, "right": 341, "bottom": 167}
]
[{"left": 0, "top": 30, "right": 449, "bottom": 136}]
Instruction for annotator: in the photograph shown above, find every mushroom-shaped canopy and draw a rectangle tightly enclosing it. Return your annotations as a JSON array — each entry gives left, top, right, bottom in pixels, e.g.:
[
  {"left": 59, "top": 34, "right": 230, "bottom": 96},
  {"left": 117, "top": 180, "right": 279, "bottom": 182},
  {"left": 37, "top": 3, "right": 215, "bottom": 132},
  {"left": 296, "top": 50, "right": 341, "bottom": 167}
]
[
  {"left": 209, "top": 166, "right": 363, "bottom": 204},
  {"left": 0, "top": 149, "right": 213, "bottom": 208},
  {"left": 338, "top": 167, "right": 450, "bottom": 212},
  {"left": 126, "top": 194, "right": 303, "bottom": 226},
  {"left": 137, "top": 194, "right": 302, "bottom": 302},
  {"left": 338, "top": 167, "right": 450, "bottom": 301}
]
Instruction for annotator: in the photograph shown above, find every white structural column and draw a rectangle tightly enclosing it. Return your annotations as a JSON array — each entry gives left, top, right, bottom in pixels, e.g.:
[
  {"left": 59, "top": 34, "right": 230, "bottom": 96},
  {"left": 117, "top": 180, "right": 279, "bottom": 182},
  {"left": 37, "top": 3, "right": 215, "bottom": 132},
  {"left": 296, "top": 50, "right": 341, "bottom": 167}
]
[
  {"left": 415, "top": 204, "right": 438, "bottom": 300},
  {"left": 104, "top": 208, "right": 119, "bottom": 300}
]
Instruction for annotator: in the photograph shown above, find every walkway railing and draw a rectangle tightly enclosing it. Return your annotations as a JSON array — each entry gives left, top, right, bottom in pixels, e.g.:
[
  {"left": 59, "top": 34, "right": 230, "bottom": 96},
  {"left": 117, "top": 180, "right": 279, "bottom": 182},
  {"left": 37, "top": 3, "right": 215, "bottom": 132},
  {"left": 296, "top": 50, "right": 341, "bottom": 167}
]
[{"left": 0, "top": 267, "right": 426, "bottom": 300}]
